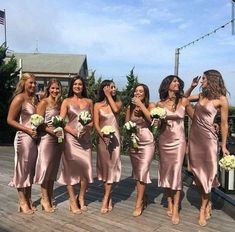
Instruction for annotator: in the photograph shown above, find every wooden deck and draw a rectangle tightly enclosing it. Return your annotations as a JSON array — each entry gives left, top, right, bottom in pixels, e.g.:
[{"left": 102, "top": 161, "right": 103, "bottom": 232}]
[{"left": 0, "top": 146, "right": 234, "bottom": 232}]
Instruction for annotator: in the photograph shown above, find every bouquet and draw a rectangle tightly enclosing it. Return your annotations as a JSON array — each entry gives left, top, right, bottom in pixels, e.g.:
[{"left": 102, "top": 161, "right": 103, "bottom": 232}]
[
  {"left": 101, "top": 125, "right": 115, "bottom": 147},
  {"left": 77, "top": 111, "right": 92, "bottom": 138},
  {"left": 51, "top": 116, "right": 66, "bottom": 143},
  {"left": 150, "top": 107, "right": 167, "bottom": 137},
  {"left": 124, "top": 121, "right": 139, "bottom": 149},
  {"left": 30, "top": 114, "right": 44, "bottom": 130},
  {"left": 219, "top": 154, "right": 235, "bottom": 171}
]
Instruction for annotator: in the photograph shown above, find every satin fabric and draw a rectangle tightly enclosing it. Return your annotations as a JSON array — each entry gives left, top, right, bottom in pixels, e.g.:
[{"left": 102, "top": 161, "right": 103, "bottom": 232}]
[
  {"left": 34, "top": 106, "right": 62, "bottom": 184},
  {"left": 158, "top": 105, "right": 186, "bottom": 190},
  {"left": 129, "top": 113, "right": 155, "bottom": 184},
  {"left": 96, "top": 109, "right": 121, "bottom": 183},
  {"left": 57, "top": 104, "right": 93, "bottom": 185},
  {"left": 9, "top": 102, "right": 38, "bottom": 188},
  {"left": 189, "top": 101, "right": 219, "bottom": 194}
]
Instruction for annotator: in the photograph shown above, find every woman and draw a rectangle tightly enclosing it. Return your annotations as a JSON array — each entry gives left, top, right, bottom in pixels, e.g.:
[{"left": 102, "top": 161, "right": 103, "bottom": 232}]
[
  {"left": 7, "top": 73, "right": 38, "bottom": 214},
  {"left": 187, "top": 70, "right": 229, "bottom": 226},
  {"left": 156, "top": 75, "right": 193, "bottom": 224},
  {"left": 57, "top": 75, "right": 93, "bottom": 214},
  {"left": 94, "top": 80, "right": 122, "bottom": 214},
  {"left": 125, "top": 83, "right": 155, "bottom": 217},
  {"left": 34, "top": 79, "right": 63, "bottom": 212}
]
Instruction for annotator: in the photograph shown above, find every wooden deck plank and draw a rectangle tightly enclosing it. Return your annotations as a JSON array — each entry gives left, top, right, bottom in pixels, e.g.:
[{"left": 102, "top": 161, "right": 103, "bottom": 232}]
[{"left": 0, "top": 146, "right": 234, "bottom": 232}]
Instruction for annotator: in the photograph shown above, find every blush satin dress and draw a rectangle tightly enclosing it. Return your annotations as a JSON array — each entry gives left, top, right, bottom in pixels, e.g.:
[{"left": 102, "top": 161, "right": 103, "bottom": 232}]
[
  {"left": 158, "top": 105, "right": 186, "bottom": 190},
  {"left": 96, "top": 109, "right": 121, "bottom": 183},
  {"left": 9, "top": 102, "right": 38, "bottom": 188},
  {"left": 58, "top": 104, "right": 93, "bottom": 185},
  {"left": 129, "top": 113, "right": 155, "bottom": 184},
  {"left": 34, "top": 105, "right": 62, "bottom": 184},
  {"left": 189, "top": 101, "right": 219, "bottom": 194}
]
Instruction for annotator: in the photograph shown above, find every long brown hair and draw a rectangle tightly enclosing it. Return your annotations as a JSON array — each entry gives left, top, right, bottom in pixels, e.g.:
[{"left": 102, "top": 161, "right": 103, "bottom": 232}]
[
  {"left": 201, "top": 69, "right": 229, "bottom": 100},
  {"left": 67, "top": 75, "right": 87, "bottom": 98},
  {"left": 130, "top": 83, "right": 150, "bottom": 115},
  {"left": 158, "top": 75, "right": 184, "bottom": 110}
]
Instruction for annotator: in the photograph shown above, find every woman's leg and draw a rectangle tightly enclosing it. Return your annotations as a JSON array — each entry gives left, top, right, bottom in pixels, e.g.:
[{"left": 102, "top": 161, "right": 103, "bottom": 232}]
[
  {"left": 17, "top": 187, "right": 34, "bottom": 214},
  {"left": 41, "top": 182, "right": 54, "bottom": 212},
  {"left": 101, "top": 182, "right": 112, "bottom": 213},
  {"left": 199, "top": 192, "right": 209, "bottom": 226},
  {"left": 133, "top": 181, "right": 146, "bottom": 217},
  {"left": 172, "top": 190, "right": 181, "bottom": 224},
  {"left": 67, "top": 185, "right": 81, "bottom": 214},
  {"left": 165, "top": 188, "right": 173, "bottom": 216},
  {"left": 78, "top": 179, "right": 88, "bottom": 211}
]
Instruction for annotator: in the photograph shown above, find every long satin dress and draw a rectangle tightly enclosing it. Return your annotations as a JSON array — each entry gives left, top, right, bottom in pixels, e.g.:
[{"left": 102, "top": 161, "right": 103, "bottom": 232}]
[
  {"left": 189, "top": 101, "right": 219, "bottom": 194},
  {"left": 158, "top": 105, "right": 186, "bottom": 190},
  {"left": 129, "top": 113, "right": 155, "bottom": 184},
  {"left": 96, "top": 109, "right": 121, "bottom": 183},
  {"left": 34, "top": 105, "right": 62, "bottom": 184},
  {"left": 9, "top": 102, "right": 38, "bottom": 188},
  {"left": 57, "top": 104, "right": 93, "bottom": 185}
]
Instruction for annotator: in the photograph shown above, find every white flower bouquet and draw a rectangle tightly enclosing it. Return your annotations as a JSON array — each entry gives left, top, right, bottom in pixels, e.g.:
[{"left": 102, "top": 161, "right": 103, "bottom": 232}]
[
  {"left": 219, "top": 154, "right": 235, "bottom": 171},
  {"left": 51, "top": 116, "right": 66, "bottom": 143},
  {"left": 101, "top": 125, "right": 116, "bottom": 148},
  {"left": 150, "top": 107, "right": 167, "bottom": 138},
  {"left": 30, "top": 114, "right": 44, "bottom": 130},
  {"left": 150, "top": 107, "right": 167, "bottom": 119},
  {"left": 101, "top": 125, "right": 116, "bottom": 138},
  {"left": 124, "top": 121, "right": 139, "bottom": 149},
  {"left": 77, "top": 111, "right": 92, "bottom": 138}
]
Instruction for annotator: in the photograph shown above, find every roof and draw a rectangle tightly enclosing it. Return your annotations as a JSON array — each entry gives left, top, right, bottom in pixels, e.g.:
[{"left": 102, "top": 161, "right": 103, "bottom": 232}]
[{"left": 13, "top": 52, "right": 87, "bottom": 74}]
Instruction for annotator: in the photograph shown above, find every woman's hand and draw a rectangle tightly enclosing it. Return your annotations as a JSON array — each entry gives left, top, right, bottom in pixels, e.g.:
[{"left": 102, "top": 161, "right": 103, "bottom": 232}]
[
  {"left": 152, "top": 118, "right": 161, "bottom": 128},
  {"left": 54, "top": 129, "right": 63, "bottom": 138},
  {"left": 103, "top": 86, "right": 112, "bottom": 97},
  {"left": 27, "top": 128, "right": 37, "bottom": 139},
  {"left": 221, "top": 146, "right": 230, "bottom": 157},
  {"left": 102, "top": 135, "right": 111, "bottom": 147},
  {"left": 191, "top": 76, "right": 201, "bottom": 88},
  {"left": 131, "top": 97, "right": 143, "bottom": 108}
]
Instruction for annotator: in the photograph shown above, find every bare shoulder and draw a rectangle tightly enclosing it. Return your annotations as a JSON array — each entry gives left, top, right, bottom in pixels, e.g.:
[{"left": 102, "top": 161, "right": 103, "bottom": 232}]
[
  {"left": 94, "top": 102, "right": 102, "bottom": 109},
  {"left": 156, "top": 101, "right": 164, "bottom": 108},
  {"left": 220, "top": 95, "right": 229, "bottom": 105},
  {"left": 84, "top": 98, "right": 93, "bottom": 105},
  {"left": 38, "top": 98, "right": 48, "bottom": 107},
  {"left": 11, "top": 94, "right": 25, "bottom": 105}
]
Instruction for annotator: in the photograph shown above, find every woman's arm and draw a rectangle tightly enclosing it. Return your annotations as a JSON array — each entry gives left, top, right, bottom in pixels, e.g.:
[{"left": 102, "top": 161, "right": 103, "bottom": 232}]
[
  {"left": 87, "top": 99, "right": 94, "bottom": 128},
  {"left": 125, "top": 107, "right": 131, "bottom": 123},
  {"left": 7, "top": 95, "right": 37, "bottom": 138},
  {"left": 220, "top": 96, "right": 230, "bottom": 156},
  {"left": 60, "top": 99, "right": 77, "bottom": 137},
  {"left": 104, "top": 86, "right": 122, "bottom": 113},
  {"left": 183, "top": 97, "right": 194, "bottom": 119},
  {"left": 94, "top": 103, "right": 103, "bottom": 138},
  {"left": 184, "top": 76, "right": 201, "bottom": 97}
]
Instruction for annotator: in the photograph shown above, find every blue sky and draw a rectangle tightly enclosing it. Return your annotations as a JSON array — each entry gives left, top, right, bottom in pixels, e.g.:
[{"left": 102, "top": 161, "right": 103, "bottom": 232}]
[{"left": 0, "top": 0, "right": 235, "bottom": 104}]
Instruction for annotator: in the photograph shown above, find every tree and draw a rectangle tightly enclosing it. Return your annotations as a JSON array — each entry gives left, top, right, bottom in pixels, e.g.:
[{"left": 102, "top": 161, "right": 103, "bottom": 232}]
[
  {"left": 86, "top": 70, "right": 102, "bottom": 149},
  {"left": 86, "top": 70, "right": 102, "bottom": 102},
  {"left": 118, "top": 67, "right": 138, "bottom": 154},
  {"left": 0, "top": 46, "right": 19, "bottom": 144}
]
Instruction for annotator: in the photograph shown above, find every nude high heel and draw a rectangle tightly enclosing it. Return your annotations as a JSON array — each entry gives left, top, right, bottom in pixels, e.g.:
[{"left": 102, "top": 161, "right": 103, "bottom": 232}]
[{"left": 198, "top": 207, "right": 207, "bottom": 227}]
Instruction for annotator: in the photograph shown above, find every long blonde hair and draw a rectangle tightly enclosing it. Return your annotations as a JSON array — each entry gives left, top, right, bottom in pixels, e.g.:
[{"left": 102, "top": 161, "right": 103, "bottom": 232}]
[
  {"left": 13, "top": 73, "right": 36, "bottom": 97},
  {"left": 43, "top": 79, "right": 62, "bottom": 104}
]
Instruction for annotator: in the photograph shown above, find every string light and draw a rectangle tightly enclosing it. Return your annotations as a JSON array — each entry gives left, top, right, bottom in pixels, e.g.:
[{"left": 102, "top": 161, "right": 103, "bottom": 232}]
[{"left": 179, "top": 18, "right": 235, "bottom": 50}]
